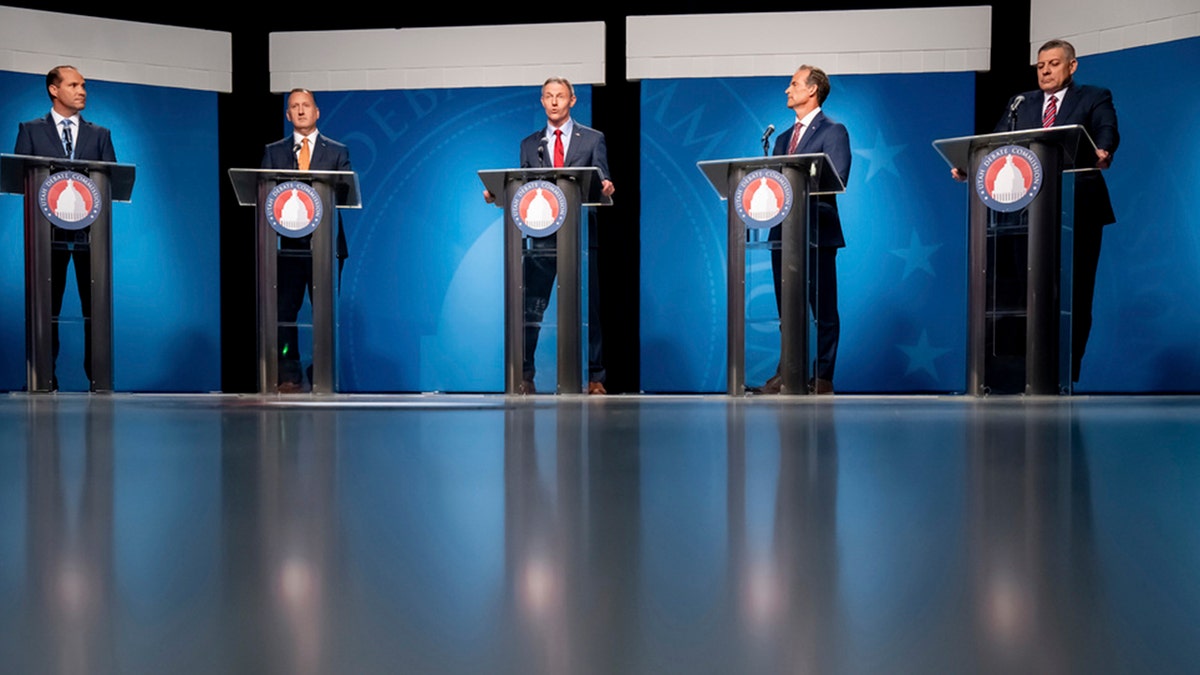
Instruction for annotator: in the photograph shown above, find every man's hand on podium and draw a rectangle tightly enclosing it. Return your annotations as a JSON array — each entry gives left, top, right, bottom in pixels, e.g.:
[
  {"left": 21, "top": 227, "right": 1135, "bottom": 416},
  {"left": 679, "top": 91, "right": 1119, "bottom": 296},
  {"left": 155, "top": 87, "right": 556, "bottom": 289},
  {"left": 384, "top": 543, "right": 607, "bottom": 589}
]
[
  {"left": 950, "top": 167, "right": 968, "bottom": 182},
  {"left": 483, "top": 189, "right": 496, "bottom": 204}
]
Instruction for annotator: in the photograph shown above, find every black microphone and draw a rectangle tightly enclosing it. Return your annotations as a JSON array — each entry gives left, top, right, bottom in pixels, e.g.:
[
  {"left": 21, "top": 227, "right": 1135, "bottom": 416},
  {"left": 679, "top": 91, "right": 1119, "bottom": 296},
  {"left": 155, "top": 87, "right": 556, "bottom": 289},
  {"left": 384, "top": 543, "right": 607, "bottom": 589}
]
[
  {"left": 1007, "top": 95, "right": 1025, "bottom": 131},
  {"left": 761, "top": 124, "right": 775, "bottom": 156},
  {"left": 538, "top": 139, "right": 547, "bottom": 167},
  {"left": 293, "top": 143, "right": 302, "bottom": 169}
]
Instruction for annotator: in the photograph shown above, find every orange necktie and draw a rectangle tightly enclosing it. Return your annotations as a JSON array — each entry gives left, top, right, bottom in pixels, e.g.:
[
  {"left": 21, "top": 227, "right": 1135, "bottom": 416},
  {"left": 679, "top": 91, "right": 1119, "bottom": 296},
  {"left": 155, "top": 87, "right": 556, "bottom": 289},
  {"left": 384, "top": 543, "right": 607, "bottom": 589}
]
[{"left": 298, "top": 138, "right": 311, "bottom": 170}]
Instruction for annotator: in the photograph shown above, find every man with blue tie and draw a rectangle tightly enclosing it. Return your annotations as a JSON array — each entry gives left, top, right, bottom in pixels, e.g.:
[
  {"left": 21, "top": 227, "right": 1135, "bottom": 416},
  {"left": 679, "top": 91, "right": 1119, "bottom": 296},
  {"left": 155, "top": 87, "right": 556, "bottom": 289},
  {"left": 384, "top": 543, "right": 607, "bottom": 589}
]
[
  {"left": 14, "top": 65, "right": 117, "bottom": 388},
  {"left": 762, "top": 65, "right": 851, "bottom": 394}
]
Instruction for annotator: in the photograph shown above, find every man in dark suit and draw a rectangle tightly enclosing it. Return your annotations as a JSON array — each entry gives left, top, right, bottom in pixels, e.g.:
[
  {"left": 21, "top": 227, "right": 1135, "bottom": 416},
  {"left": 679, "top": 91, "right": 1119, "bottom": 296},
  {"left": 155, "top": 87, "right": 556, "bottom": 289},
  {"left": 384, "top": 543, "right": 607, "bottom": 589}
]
[
  {"left": 484, "top": 77, "right": 615, "bottom": 394},
  {"left": 1002, "top": 39, "right": 1118, "bottom": 382},
  {"left": 14, "top": 65, "right": 117, "bottom": 388},
  {"left": 762, "top": 65, "right": 851, "bottom": 395},
  {"left": 261, "top": 88, "right": 352, "bottom": 392},
  {"left": 954, "top": 39, "right": 1120, "bottom": 381}
]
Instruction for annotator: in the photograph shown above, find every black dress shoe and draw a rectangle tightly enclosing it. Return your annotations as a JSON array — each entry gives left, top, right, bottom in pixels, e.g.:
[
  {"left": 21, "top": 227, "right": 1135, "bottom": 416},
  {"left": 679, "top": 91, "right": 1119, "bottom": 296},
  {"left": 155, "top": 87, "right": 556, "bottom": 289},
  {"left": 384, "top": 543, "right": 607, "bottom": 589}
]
[
  {"left": 760, "top": 373, "right": 783, "bottom": 394},
  {"left": 810, "top": 378, "right": 834, "bottom": 395},
  {"left": 517, "top": 380, "right": 536, "bottom": 395}
]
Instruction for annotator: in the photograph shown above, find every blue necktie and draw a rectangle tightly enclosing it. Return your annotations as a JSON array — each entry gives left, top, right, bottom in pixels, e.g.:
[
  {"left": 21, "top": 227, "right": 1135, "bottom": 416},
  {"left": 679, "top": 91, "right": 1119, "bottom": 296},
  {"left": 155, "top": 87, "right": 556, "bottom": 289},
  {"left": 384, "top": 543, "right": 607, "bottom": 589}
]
[{"left": 61, "top": 120, "right": 73, "bottom": 158}]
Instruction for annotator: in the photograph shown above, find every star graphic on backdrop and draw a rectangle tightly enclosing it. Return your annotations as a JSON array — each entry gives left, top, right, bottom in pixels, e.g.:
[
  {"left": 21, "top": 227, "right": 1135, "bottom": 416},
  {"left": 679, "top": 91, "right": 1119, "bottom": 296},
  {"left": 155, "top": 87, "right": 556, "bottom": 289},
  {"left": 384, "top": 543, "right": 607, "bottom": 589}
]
[
  {"left": 889, "top": 230, "right": 943, "bottom": 279},
  {"left": 852, "top": 130, "right": 906, "bottom": 182},
  {"left": 897, "top": 330, "right": 952, "bottom": 380}
]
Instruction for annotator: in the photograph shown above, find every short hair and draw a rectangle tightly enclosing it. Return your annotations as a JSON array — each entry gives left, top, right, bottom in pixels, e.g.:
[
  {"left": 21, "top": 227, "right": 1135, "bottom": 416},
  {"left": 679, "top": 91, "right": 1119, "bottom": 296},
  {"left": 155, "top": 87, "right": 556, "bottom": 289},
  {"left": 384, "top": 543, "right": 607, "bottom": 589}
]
[
  {"left": 1037, "top": 39, "right": 1076, "bottom": 62},
  {"left": 288, "top": 88, "right": 316, "bottom": 103},
  {"left": 46, "top": 65, "right": 77, "bottom": 100},
  {"left": 797, "top": 65, "right": 831, "bottom": 105},
  {"left": 542, "top": 77, "right": 575, "bottom": 98}
]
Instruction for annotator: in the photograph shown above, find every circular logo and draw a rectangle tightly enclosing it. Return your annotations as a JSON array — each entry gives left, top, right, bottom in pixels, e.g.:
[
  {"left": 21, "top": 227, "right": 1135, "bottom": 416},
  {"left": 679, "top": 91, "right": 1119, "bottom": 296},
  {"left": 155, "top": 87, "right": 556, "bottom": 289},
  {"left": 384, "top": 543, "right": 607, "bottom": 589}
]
[
  {"left": 511, "top": 180, "right": 567, "bottom": 238},
  {"left": 975, "top": 145, "right": 1044, "bottom": 213},
  {"left": 734, "top": 169, "right": 793, "bottom": 229},
  {"left": 38, "top": 171, "right": 103, "bottom": 230},
  {"left": 265, "top": 181, "right": 324, "bottom": 238}
]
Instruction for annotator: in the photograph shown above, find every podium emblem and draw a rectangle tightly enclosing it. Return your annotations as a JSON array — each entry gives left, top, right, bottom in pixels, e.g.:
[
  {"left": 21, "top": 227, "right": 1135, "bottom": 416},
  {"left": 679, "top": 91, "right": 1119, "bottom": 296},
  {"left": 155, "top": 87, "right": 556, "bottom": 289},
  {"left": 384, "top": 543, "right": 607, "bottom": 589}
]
[
  {"left": 511, "top": 180, "right": 567, "bottom": 238},
  {"left": 265, "top": 181, "right": 324, "bottom": 238},
  {"left": 975, "top": 145, "right": 1043, "bottom": 213},
  {"left": 734, "top": 169, "right": 793, "bottom": 229},
  {"left": 38, "top": 171, "right": 102, "bottom": 231}
]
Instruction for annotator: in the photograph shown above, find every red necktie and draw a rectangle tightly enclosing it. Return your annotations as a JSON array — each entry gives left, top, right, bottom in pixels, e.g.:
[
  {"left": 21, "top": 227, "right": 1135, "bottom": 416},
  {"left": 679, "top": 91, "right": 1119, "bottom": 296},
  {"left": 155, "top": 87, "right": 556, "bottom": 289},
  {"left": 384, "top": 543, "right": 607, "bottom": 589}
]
[
  {"left": 553, "top": 129, "right": 564, "bottom": 168},
  {"left": 1042, "top": 95, "right": 1057, "bottom": 128},
  {"left": 786, "top": 122, "right": 804, "bottom": 154}
]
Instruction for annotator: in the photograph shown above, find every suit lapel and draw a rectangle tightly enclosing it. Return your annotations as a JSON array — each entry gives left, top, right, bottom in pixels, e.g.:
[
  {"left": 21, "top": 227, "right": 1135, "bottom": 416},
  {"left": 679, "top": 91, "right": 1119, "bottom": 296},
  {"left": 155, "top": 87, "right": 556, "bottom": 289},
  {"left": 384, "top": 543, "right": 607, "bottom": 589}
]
[
  {"left": 75, "top": 119, "right": 93, "bottom": 158},
  {"left": 1056, "top": 87, "right": 1079, "bottom": 124},
  {"left": 310, "top": 137, "right": 329, "bottom": 170},
  {"left": 40, "top": 114, "right": 67, "bottom": 158},
  {"left": 563, "top": 129, "right": 587, "bottom": 167},
  {"left": 795, "top": 113, "right": 825, "bottom": 154}
]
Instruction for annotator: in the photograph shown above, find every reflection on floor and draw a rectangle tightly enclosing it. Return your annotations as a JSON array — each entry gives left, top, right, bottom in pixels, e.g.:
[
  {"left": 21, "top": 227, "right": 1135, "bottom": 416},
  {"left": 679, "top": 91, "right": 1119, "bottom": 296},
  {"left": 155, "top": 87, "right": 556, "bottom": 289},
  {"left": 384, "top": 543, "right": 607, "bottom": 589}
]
[{"left": 0, "top": 394, "right": 1197, "bottom": 674}]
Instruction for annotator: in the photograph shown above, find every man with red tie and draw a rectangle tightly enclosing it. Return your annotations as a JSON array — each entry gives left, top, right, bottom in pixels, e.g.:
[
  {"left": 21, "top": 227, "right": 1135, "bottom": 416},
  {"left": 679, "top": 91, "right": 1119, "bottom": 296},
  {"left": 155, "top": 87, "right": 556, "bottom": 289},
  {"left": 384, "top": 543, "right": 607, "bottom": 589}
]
[
  {"left": 997, "top": 40, "right": 1119, "bottom": 382},
  {"left": 762, "top": 65, "right": 851, "bottom": 395},
  {"left": 484, "top": 77, "right": 615, "bottom": 394}
]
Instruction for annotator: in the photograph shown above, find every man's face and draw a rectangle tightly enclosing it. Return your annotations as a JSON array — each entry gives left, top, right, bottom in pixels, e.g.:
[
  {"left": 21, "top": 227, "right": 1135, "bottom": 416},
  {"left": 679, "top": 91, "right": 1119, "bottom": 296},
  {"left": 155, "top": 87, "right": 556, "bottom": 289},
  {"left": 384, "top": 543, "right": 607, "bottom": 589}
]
[
  {"left": 785, "top": 68, "right": 816, "bottom": 112},
  {"left": 541, "top": 82, "right": 575, "bottom": 128},
  {"left": 286, "top": 91, "right": 320, "bottom": 135},
  {"left": 1036, "top": 47, "right": 1077, "bottom": 94},
  {"left": 49, "top": 68, "right": 87, "bottom": 116}
]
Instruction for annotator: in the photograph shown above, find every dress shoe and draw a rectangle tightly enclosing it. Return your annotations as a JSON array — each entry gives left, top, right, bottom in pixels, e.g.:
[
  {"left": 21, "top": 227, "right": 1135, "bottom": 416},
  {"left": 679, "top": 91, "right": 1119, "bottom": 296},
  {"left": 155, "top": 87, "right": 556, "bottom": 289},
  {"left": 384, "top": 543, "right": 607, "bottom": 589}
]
[
  {"left": 588, "top": 381, "right": 607, "bottom": 395},
  {"left": 277, "top": 380, "right": 304, "bottom": 394},
  {"left": 760, "top": 373, "right": 783, "bottom": 394},
  {"left": 517, "top": 380, "right": 536, "bottom": 395},
  {"left": 810, "top": 378, "right": 834, "bottom": 395}
]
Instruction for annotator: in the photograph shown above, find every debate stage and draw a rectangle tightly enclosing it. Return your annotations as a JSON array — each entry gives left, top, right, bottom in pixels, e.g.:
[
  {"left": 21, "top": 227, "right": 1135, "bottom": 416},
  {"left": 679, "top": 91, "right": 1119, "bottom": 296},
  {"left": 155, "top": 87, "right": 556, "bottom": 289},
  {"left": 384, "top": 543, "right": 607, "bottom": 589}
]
[{"left": 2, "top": 392, "right": 1197, "bottom": 673}]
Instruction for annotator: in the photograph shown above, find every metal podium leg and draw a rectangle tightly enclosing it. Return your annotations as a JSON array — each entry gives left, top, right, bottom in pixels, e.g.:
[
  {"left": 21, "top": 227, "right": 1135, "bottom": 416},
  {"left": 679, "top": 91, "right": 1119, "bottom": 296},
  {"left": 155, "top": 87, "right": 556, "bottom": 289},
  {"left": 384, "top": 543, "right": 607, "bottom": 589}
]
[
  {"left": 779, "top": 166, "right": 810, "bottom": 396},
  {"left": 967, "top": 147, "right": 989, "bottom": 396},
  {"left": 310, "top": 182, "right": 335, "bottom": 395},
  {"left": 1026, "top": 142, "right": 1061, "bottom": 395},
  {"left": 556, "top": 177, "right": 582, "bottom": 395},
  {"left": 726, "top": 167, "right": 747, "bottom": 396},
  {"left": 257, "top": 181, "right": 279, "bottom": 394},
  {"left": 24, "top": 167, "right": 55, "bottom": 393},
  {"left": 504, "top": 177, "right": 524, "bottom": 395},
  {"left": 89, "top": 172, "right": 114, "bottom": 392}
]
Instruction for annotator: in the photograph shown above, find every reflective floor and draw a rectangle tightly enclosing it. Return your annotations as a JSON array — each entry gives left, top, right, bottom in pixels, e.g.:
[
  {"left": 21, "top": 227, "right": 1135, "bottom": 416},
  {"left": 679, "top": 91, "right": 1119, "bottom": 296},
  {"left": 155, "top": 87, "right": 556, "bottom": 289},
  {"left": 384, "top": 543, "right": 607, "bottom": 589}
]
[{"left": 1, "top": 393, "right": 1197, "bottom": 674}]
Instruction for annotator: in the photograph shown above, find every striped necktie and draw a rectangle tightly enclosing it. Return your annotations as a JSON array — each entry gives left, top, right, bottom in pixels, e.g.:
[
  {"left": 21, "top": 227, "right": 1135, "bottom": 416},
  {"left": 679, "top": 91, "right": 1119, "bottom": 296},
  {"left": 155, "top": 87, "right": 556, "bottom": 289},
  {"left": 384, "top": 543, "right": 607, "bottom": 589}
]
[{"left": 1042, "top": 94, "right": 1057, "bottom": 128}]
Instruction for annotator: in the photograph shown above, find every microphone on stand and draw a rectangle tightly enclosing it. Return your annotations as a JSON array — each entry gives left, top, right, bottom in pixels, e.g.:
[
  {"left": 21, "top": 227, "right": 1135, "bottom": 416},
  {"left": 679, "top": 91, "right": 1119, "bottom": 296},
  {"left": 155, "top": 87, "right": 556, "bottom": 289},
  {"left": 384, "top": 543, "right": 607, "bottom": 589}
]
[
  {"left": 761, "top": 124, "right": 775, "bottom": 156},
  {"left": 1007, "top": 95, "right": 1025, "bottom": 131}
]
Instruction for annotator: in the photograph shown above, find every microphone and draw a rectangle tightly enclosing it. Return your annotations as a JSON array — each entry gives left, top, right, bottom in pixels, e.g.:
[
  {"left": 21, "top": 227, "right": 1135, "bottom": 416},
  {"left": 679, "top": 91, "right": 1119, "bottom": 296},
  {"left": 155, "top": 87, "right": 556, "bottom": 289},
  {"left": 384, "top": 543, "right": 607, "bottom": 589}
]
[
  {"left": 1007, "top": 95, "right": 1025, "bottom": 131},
  {"left": 761, "top": 124, "right": 775, "bottom": 156},
  {"left": 293, "top": 143, "right": 302, "bottom": 169},
  {"left": 537, "top": 139, "right": 547, "bottom": 167}
]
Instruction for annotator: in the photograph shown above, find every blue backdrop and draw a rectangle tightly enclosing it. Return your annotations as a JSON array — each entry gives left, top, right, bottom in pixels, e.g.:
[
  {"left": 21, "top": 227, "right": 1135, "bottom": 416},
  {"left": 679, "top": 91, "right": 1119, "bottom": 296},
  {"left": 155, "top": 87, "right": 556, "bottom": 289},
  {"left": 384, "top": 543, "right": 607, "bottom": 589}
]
[
  {"left": 641, "top": 73, "right": 973, "bottom": 392},
  {"left": 1075, "top": 38, "right": 1200, "bottom": 392},
  {"left": 0, "top": 71, "right": 220, "bottom": 392},
  {"left": 313, "top": 85, "right": 593, "bottom": 392},
  {"left": 642, "top": 38, "right": 1200, "bottom": 394}
]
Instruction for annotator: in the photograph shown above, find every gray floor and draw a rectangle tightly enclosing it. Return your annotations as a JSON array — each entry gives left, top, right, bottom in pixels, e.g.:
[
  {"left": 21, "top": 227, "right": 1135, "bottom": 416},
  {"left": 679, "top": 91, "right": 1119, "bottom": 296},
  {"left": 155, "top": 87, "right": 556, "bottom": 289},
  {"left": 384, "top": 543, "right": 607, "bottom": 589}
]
[{"left": 1, "top": 393, "right": 1197, "bottom": 674}]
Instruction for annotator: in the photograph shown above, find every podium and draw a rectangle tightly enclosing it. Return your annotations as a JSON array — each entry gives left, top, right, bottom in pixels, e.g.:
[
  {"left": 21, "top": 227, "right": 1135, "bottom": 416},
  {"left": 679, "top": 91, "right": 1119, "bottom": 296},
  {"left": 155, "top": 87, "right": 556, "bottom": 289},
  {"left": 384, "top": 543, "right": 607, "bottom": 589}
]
[
  {"left": 1, "top": 153, "right": 135, "bottom": 393},
  {"left": 478, "top": 167, "right": 608, "bottom": 394},
  {"left": 698, "top": 154, "right": 845, "bottom": 396},
  {"left": 229, "top": 168, "right": 360, "bottom": 394},
  {"left": 934, "top": 125, "right": 1100, "bottom": 395}
]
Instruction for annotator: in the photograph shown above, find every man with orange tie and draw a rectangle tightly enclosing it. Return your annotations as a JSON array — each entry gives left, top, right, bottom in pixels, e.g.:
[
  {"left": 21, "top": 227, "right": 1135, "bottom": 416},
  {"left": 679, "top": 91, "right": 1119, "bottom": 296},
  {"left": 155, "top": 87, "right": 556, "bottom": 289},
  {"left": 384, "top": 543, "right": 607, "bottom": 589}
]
[{"left": 261, "top": 88, "right": 352, "bottom": 392}]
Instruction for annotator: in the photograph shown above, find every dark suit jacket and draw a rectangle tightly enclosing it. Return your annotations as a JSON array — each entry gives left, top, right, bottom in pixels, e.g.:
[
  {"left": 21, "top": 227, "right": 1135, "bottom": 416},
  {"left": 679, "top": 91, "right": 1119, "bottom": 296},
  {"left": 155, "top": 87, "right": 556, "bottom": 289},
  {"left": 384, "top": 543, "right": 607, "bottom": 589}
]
[
  {"left": 995, "top": 84, "right": 1119, "bottom": 228},
  {"left": 14, "top": 113, "right": 116, "bottom": 163},
  {"left": 261, "top": 132, "right": 352, "bottom": 258},
  {"left": 773, "top": 111, "right": 851, "bottom": 248},
  {"left": 519, "top": 121, "right": 610, "bottom": 187}
]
